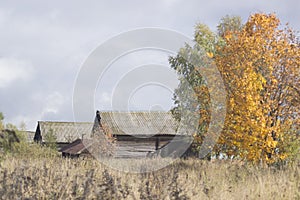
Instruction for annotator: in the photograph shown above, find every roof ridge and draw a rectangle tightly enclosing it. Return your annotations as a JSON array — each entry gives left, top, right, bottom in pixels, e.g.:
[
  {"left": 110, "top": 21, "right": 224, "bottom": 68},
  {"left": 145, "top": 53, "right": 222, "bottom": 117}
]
[
  {"left": 39, "top": 121, "right": 93, "bottom": 124},
  {"left": 101, "top": 111, "right": 172, "bottom": 113}
]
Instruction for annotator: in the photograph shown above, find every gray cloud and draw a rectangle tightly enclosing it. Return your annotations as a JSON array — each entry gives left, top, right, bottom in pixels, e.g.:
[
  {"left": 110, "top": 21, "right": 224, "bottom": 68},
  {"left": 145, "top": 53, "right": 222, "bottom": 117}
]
[{"left": 0, "top": 0, "right": 299, "bottom": 130}]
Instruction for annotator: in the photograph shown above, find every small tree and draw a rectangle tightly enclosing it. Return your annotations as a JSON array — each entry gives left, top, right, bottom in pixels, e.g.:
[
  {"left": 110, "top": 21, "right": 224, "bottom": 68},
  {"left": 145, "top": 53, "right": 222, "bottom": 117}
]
[{"left": 44, "top": 129, "right": 57, "bottom": 150}]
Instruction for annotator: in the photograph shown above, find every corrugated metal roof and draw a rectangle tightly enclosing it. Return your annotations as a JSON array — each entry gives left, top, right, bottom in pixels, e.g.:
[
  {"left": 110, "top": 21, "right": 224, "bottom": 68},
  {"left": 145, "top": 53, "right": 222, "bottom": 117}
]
[{"left": 38, "top": 121, "right": 93, "bottom": 143}]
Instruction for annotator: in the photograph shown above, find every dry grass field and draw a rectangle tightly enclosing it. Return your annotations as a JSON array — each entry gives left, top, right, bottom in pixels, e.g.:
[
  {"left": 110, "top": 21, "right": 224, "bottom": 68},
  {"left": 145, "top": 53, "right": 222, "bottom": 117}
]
[{"left": 0, "top": 156, "right": 299, "bottom": 200}]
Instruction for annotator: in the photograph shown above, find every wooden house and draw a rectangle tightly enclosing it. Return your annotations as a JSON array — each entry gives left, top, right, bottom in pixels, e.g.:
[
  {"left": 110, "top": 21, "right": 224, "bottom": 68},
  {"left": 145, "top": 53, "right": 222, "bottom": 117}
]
[
  {"left": 34, "top": 111, "right": 194, "bottom": 158},
  {"left": 93, "top": 111, "right": 193, "bottom": 158}
]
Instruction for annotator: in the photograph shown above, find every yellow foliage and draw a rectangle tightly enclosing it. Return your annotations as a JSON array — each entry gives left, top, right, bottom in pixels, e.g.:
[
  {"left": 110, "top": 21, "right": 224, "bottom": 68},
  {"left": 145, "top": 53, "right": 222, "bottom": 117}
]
[
  {"left": 206, "top": 52, "right": 214, "bottom": 58},
  {"left": 214, "top": 13, "right": 300, "bottom": 164}
]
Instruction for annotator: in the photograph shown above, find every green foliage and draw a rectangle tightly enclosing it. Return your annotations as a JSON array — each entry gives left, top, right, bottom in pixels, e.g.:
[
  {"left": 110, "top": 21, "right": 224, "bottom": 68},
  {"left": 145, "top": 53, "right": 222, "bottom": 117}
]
[
  {"left": 0, "top": 115, "right": 58, "bottom": 160},
  {"left": 217, "top": 15, "right": 243, "bottom": 37},
  {"left": 44, "top": 129, "right": 57, "bottom": 150},
  {"left": 0, "top": 112, "right": 4, "bottom": 130},
  {"left": 0, "top": 112, "right": 4, "bottom": 121},
  {"left": 0, "top": 135, "right": 11, "bottom": 154},
  {"left": 0, "top": 129, "right": 19, "bottom": 154},
  {"left": 15, "top": 130, "right": 27, "bottom": 143},
  {"left": 0, "top": 130, "right": 57, "bottom": 160},
  {"left": 12, "top": 142, "right": 58, "bottom": 159},
  {"left": 5, "top": 123, "right": 18, "bottom": 131},
  {"left": 279, "top": 127, "right": 300, "bottom": 164},
  {"left": 0, "top": 124, "right": 22, "bottom": 154},
  {"left": 194, "top": 23, "right": 217, "bottom": 52},
  {"left": 169, "top": 15, "right": 241, "bottom": 157}
]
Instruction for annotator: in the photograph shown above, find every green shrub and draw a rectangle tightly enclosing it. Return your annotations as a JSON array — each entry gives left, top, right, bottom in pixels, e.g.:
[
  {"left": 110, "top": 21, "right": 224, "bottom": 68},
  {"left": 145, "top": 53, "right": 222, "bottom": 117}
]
[{"left": 44, "top": 129, "right": 57, "bottom": 150}]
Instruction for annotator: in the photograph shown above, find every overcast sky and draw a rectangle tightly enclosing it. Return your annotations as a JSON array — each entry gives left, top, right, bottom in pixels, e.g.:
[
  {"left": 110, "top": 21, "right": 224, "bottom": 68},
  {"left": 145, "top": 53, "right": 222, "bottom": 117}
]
[{"left": 0, "top": 0, "right": 299, "bottom": 130}]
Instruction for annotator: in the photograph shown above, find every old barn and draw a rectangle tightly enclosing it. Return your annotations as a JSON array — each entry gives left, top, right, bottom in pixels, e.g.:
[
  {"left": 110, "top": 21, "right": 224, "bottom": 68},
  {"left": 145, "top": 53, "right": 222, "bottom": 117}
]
[{"left": 34, "top": 111, "right": 194, "bottom": 158}]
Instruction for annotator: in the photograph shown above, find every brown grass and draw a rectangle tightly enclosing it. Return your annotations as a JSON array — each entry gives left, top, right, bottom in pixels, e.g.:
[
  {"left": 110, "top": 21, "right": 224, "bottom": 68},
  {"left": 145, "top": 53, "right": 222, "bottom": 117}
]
[{"left": 0, "top": 157, "right": 299, "bottom": 199}]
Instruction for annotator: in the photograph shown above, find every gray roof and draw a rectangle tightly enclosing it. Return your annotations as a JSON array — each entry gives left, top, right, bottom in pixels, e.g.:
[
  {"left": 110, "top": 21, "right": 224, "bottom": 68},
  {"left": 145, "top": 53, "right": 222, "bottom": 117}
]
[
  {"left": 60, "top": 139, "right": 93, "bottom": 155},
  {"left": 100, "top": 111, "right": 178, "bottom": 136},
  {"left": 38, "top": 121, "right": 93, "bottom": 143},
  {"left": 36, "top": 111, "right": 179, "bottom": 143}
]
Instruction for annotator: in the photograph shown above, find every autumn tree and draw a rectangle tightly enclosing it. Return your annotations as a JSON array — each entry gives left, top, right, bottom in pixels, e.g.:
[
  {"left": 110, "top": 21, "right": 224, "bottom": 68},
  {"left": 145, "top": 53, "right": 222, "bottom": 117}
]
[
  {"left": 170, "top": 13, "right": 300, "bottom": 164},
  {"left": 216, "top": 13, "right": 300, "bottom": 164},
  {"left": 169, "top": 15, "right": 242, "bottom": 158}
]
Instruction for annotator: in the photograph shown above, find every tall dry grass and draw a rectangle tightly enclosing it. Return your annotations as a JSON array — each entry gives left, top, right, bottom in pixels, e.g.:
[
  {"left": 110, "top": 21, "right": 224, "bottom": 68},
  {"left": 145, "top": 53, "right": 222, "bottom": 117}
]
[{"left": 0, "top": 157, "right": 299, "bottom": 199}]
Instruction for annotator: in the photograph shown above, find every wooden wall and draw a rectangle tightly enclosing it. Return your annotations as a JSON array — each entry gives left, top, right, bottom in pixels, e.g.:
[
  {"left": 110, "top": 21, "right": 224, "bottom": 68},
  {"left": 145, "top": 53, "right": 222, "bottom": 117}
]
[{"left": 113, "top": 135, "right": 192, "bottom": 159}]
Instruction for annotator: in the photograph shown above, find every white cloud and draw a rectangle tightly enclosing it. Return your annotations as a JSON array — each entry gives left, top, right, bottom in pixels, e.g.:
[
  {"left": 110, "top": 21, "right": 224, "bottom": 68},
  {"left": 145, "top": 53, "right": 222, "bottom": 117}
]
[
  {"left": 43, "top": 92, "right": 65, "bottom": 114},
  {"left": 0, "top": 58, "right": 34, "bottom": 88}
]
